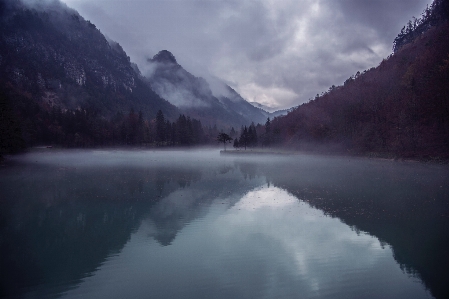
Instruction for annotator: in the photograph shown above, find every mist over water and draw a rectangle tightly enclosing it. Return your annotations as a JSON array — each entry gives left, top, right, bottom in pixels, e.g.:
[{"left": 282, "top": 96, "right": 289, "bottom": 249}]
[{"left": 1, "top": 149, "right": 447, "bottom": 299}]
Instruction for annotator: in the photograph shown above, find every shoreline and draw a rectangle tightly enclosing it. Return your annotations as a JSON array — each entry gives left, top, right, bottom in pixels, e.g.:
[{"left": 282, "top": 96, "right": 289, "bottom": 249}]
[
  {"left": 220, "top": 149, "right": 448, "bottom": 164},
  {"left": 2, "top": 147, "right": 447, "bottom": 165},
  {"left": 220, "top": 149, "right": 297, "bottom": 156}
]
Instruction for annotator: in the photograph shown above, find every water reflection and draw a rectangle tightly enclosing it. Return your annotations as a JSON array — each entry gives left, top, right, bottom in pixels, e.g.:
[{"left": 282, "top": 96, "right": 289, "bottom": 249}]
[
  {"left": 256, "top": 156, "right": 449, "bottom": 299},
  {"left": 61, "top": 186, "right": 431, "bottom": 299},
  {"left": 0, "top": 150, "right": 447, "bottom": 298}
]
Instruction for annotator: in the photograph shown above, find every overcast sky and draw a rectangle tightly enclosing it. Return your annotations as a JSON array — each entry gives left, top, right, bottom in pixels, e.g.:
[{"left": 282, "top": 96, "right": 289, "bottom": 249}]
[{"left": 61, "top": 0, "right": 431, "bottom": 110}]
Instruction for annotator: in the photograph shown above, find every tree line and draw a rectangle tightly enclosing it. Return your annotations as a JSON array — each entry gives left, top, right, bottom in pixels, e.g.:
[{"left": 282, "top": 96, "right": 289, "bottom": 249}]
[
  {"left": 0, "top": 84, "right": 229, "bottom": 156},
  {"left": 217, "top": 119, "right": 283, "bottom": 151},
  {"left": 1, "top": 81, "right": 275, "bottom": 156},
  {"left": 393, "top": 0, "right": 448, "bottom": 52}
]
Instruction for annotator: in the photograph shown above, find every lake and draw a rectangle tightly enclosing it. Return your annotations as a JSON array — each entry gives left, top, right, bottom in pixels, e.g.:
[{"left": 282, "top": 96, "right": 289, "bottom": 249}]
[{"left": 1, "top": 149, "right": 448, "bottom": 299}]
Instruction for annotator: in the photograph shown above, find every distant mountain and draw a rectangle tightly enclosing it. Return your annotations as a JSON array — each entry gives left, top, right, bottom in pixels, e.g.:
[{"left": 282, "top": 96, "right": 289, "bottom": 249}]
[
  {"left": 0, "top": 0, "right": 178, "bottom": 119},
  {"left": 269, "top": 109, "right": 289, "bottom": 118},
  {"left": 248, "top": 101, "right": 277, "bottom": 112},
  {"left": 249, "top": 101, "right": 289, "bottom": 118},
  {"left": 144, "top": 50, "right": 268, "bottom": 128}
]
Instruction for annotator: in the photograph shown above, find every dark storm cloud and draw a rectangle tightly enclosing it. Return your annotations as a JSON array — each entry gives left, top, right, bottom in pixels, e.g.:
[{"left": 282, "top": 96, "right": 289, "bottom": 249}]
[{"left": 62, "top": 0, "right": 431, "bottom": 110}]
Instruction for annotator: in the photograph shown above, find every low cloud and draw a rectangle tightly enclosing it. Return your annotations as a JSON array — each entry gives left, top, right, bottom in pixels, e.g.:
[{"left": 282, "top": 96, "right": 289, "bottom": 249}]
[
  {"left": 143, "top": 60, "right": 213, "bottom": 108},
  {"left": 239, "top": 83, "right": 298, "bottom": 110},
  {"left": 62, "top": 0, "right": 431, "bottom": 110}
]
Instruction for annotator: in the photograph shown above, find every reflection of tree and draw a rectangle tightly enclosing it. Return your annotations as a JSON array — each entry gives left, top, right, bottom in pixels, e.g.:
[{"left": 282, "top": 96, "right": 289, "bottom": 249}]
[
  {"left": 152, "top": 224, "right": 178, "bottom": 246},
  {"left": 0, "top": 165, "right": 203, "bottom": 297},
  {"left": 155, "top": 169, "right": 169, "bottom": 197},
  {"left": 218, "top": 165, "right": 233, "bottom": 175},
  {"left": 0, "top": 157, "right": 263, "bottom": 297},
  {"left": 154, "top": 167, "right": 202, "bottom": 193},
  {"left": 237, "top": 162, "right": 259, "bottom": 180},
  {"left": 7, "top": 154, "right": 445, "bottom": 299},
  {"left": 0, "top": 178, "right": 150, "bottom": 298},
  {"left": 260, "top": 157, "right": 449, "bottom": 299},
  {"left": 176, "top": 170, "right": 201, "bottom": 188},
  {"left": 127, "top": 177, "right": 144, "bottom": 196},
  {"left": 146, "top": 165, "right": 264, "bottom": 247}
]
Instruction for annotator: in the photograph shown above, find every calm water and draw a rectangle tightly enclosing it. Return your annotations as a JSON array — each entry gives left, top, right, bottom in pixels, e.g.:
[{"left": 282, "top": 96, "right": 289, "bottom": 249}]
[{"left": 1, "top": 149, "right": 448, "bottom": 299}]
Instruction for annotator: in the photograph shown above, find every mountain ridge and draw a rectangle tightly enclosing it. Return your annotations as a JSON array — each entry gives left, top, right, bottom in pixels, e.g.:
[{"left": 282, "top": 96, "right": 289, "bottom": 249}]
[
  {"left": 144, "top": 50, "right": 270, "bottom": 128},
  {"left": 1, "top": 0, "right": 276, "bottom": 153},
  {"left": 0, "top": 0, "right": 178, "bottom": 119}
]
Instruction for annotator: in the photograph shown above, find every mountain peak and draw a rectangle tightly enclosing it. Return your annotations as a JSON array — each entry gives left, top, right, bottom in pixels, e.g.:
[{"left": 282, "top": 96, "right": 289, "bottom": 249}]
[{"left": 151, "top": 50, "right": 178, "bottom": 64}]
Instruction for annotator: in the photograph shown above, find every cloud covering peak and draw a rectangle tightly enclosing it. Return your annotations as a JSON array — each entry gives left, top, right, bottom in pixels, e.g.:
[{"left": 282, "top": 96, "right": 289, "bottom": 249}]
[
  {"left": 150, "top": 50, "right": 178, "bottom": 65},
  {"left": 61, "top": 0, "right": 431, "bottom": 110}
]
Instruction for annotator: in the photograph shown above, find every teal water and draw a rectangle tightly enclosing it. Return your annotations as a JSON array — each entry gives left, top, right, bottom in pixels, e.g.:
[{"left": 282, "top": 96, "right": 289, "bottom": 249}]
[{"left": 1, "top": 149, "right": 448, "bottom": 299}]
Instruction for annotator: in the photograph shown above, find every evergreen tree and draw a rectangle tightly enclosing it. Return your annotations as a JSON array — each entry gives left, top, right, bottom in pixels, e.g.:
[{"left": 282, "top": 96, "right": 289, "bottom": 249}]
[
  {"left": 233, "top": 138, "right": 239, "bottom": 149},
  {"left": 164, "top": 120, "right": 172, "bottom": 146},
  {"left": 0, "top": 92, "right": 26, "bottom": 155},
  {"left": 126, "top": 108, "right": 138, "bottom": 144},
  {"left": 177, "top": 114, "right": 188, "bottom": 145},
  {"left": 186, "top": 116, "right": 194, "bottom": 145},
  {"left": 170, "top": 121, "right": 176, "bottom": 146},
  {"left": 191, "top": 119, "right": 205, "bottom": 144},
  {"left": 239, "top": 126, "right": 249, "bottom": 150},
  {"left": 265, "top": 118, "right": 271, "bottom": 134},
  {"left": 137, "top": 111, "right": 144, "bottom": 144},
  {"left": 230, "top": 127, "right": 236, "bottom": 138},
  {"left": 156, "top": 110, "right": 165, "bottom": 145},
  {"left": 248, "top": 122, "right": 258, "bottom": 148},
  {"left": 217, "top": 133, "right": 233, "bottom": 151},
  {"left": 263, "top": 117, "right": 271, "bottom": 147}
]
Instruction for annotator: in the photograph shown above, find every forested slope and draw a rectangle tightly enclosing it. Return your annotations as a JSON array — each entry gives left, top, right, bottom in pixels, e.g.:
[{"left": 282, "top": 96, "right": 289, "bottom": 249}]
[
  {"left": 270, "top": 0, "right": 449, "bottom": 159},
  {"left": 0, "top": 0, "right": 181, "bottom": 154}
]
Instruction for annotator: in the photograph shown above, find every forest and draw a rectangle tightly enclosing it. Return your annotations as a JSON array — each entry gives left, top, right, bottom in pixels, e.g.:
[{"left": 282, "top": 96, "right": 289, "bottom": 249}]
[
  {"left": 0, "top": 83, "right": 227, "bottom": 152},
  {"left": 264, "top": 0, "right": 449, "bottom": 160},
  {"left": 1, "top": 0, "right": 448, "bottom": 160}
]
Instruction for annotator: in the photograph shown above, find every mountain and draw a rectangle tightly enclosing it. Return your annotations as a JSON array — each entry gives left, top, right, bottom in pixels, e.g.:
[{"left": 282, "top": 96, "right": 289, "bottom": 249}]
[
  {"left": 144, "top": 50, "right": 268, "bottom": 128},
  {"left": 0, "top": 0, "right": 278, "bottom": 154},
  {"left": 249, "top": 101, "right": 289, "bottom": 118},
  {"left": 248, "top": 102, "right": 277, "bottom": 113},
  {"left": 0, "top": 0, "right": 178, "bottom": 119},
  {"left": 268, "top": 0, "right": 449, "bottom": 159},
  {"left": 249, "top": 101, "right": 277, "bottom": 113},
  {"left": 269, "top": 109, "right": 289, "bottom": 118}
]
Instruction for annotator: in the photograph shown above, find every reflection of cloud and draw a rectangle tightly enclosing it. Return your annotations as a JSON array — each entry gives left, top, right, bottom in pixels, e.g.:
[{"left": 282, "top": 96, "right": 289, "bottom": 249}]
[
  {"left": 62, "top": 186, "right": 431, "bottom": 299},
  {"left": 233, "top": 186, "right": 296, "bottom": 210},
  {"left": 217, "top": 186, "right": 413, "bottom": 294}
]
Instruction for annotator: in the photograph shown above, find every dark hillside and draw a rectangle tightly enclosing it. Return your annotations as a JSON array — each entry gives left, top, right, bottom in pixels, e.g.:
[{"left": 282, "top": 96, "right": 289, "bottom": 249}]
[
  {"left": 0, "top": 0, "right": 177, "bottom": 119},
  {"left": 270, "top": 5, "right": 449, "bottom": 160},
  {"left": 0, "top": 0, "right": 184, "bottom": 153},
  {"left": 393, "top": 0, "right": 449, "bottom": 52}
]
